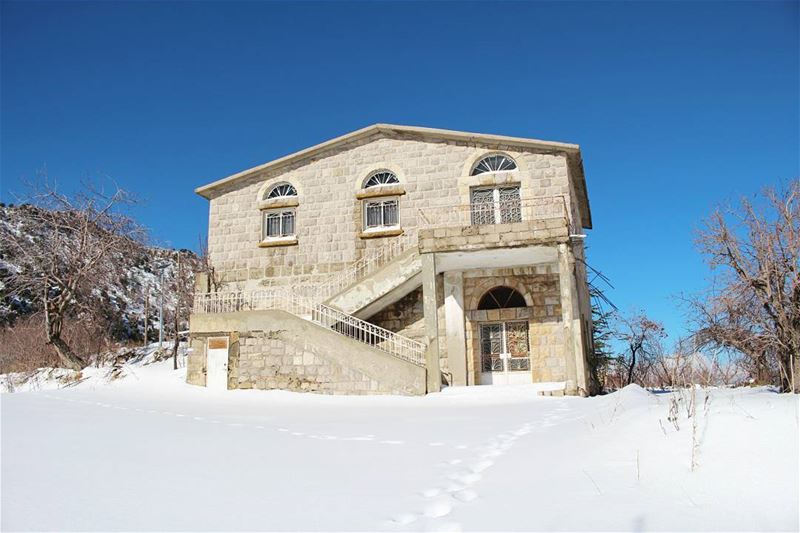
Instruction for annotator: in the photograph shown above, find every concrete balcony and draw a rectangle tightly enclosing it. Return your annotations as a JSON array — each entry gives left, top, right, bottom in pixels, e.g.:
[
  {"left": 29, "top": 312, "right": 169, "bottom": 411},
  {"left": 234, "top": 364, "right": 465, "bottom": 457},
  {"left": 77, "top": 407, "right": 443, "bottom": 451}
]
[{"left": 417, "top": 197, "right": 573, "bottom": 254}]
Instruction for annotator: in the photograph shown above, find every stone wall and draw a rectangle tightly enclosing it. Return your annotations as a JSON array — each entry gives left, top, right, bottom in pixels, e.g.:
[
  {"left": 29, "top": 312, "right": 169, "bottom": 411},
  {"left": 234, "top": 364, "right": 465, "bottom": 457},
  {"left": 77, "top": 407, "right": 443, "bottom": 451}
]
[
  {"left": 367, "top": 287, "right": 425, "bottom": 344},
  {"left": 205, "top": 132, "right": 574, "bottom": 287},
  {"left": 418, "top": 219, "right": 568, "bottom": 254},
  {"left": 188, "top": 310, "right": 427, "bottom": 395},
  {"left": 235, "top": 333, "right": 387, "bottom": 394}
]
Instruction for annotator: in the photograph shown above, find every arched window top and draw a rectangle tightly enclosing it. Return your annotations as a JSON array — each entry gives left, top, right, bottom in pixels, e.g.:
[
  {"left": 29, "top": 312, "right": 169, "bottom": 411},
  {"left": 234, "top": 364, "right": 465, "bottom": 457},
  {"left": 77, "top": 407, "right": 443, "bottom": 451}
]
[
  {"left": 266, "top": 183, "right": 297, "bottom": 199},
  {"left": 478, "top": 286, "right": 527, "bottom": 310},
  {"left": 471, "top": 154, "right": 518, "bottom": 175},
  {"left": 364, "top": 170, "right": 399, "bottom": 188}
]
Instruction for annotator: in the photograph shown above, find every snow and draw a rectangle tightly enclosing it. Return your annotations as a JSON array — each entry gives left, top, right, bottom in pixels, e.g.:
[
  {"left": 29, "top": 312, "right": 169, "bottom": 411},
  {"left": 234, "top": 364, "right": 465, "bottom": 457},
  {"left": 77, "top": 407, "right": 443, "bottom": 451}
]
[{"left": 1, "top": 356, "right": 798, "bottom": 532}]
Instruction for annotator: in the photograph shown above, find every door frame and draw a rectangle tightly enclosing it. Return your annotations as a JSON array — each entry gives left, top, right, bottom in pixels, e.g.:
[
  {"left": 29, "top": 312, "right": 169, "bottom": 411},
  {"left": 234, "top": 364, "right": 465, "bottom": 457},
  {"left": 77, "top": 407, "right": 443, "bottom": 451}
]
[
  {"left": 206, "top": 336, "right": 229, "bottom": 390},
  {"left": 479, "top": 320, "right": 531, "bottom": 386}
]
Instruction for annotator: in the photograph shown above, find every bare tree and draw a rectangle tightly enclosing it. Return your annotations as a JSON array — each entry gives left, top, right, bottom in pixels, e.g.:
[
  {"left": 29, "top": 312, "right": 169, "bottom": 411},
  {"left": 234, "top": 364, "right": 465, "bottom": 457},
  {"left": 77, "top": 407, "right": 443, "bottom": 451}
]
[
  {"left": 198, "top": 235, "right": 222, "bottom": 293},
  {"left": 170, "top": 250, "right": 197, "bottom": 370},
  {"left": 690, "top": 180, "right": 800, "bottom": 393},
  {"left": 615, "top": 313, "right": 667, "bottom": 386},
  {"left": 4, "top": 180, "right": 145, "bottom": 370}
]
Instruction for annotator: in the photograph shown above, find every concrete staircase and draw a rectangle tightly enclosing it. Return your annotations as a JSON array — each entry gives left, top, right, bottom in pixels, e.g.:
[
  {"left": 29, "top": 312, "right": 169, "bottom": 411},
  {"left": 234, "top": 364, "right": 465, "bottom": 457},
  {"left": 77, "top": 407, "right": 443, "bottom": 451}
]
[
  {"left": 193, "top": 236, "right": 427, "bottom": 371},
  {"left": 324, "top": 248, "right": 422, "bottom": 319}
]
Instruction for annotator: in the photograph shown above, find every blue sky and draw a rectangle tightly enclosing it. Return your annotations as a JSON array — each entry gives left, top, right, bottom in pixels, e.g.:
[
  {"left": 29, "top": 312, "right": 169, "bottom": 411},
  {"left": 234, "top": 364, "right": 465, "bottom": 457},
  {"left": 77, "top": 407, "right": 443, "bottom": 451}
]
[{"left": 2, "top": 1, "right": 798, "bottom": 340}]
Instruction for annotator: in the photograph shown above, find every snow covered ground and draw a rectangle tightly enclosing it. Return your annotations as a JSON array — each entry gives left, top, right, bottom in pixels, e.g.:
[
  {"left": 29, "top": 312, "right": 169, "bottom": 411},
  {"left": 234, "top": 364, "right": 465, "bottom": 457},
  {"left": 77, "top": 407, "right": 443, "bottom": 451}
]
[{"left": 1, "top": 354, "right": 798, "bottom": 532}]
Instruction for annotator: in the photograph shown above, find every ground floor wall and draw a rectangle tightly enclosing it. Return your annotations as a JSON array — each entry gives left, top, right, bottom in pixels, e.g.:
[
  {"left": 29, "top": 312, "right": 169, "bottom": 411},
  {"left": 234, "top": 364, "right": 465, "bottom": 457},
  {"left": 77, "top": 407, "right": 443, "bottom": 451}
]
[{"left": 188, "top": 310, "right": 426, "bottom": 395}]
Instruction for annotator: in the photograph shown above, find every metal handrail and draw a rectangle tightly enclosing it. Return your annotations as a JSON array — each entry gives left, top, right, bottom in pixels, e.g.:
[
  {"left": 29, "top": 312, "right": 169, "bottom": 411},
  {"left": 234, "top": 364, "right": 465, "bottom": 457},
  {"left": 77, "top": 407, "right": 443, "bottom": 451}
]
[{"left": 418, "top": 194, "right": 577, "bottom": 234}]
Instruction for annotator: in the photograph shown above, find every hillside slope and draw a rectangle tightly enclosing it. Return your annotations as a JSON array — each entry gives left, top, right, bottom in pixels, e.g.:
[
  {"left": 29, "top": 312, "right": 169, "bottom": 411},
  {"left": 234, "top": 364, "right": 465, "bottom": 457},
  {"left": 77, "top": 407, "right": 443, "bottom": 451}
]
[{"left": 0, "top": 203, "right": 198, "bottom": 371}]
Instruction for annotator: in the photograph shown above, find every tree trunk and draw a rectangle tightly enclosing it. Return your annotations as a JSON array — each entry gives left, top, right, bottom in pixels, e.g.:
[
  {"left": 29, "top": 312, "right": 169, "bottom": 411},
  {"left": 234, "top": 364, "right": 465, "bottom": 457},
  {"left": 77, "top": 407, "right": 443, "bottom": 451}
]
[
  {"left": 778, "top": 352, "right": 799, "bottom": 393},
  {"left": 173, "top": 309, "right": 180, "bottom": 370},
  {"left": 48, "top": 334, "right": 86, "bottom": 371},
  {"left": 143, "top": 287, "right": 149, "bottom": 348},
  {"left": 626, "top": 349, "right": 637, "bottom": 385},
  {"left": 43, "top": 290, "right": 85, "bottom": 370}
]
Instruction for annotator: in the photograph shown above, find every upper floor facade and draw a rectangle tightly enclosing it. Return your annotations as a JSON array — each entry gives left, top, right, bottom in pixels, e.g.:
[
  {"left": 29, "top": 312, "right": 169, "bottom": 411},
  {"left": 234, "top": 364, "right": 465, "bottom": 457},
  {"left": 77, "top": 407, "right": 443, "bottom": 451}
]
[{"left": 197, "top": 124, "right": 592, "bottom": 288}]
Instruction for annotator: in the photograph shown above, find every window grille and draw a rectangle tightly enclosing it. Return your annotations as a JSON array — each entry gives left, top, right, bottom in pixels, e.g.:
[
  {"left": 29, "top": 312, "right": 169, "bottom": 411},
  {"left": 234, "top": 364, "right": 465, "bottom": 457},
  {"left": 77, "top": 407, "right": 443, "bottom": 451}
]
[
  {"left": 470, "top": 186, "right": 521, "bottom": 225},
  {"left": 478, "top": 286, "right": 527, "bottom": 310},
  {"left": 266, "top": 183, "right": 297, "bottom": 199},
  {"left": 364, "top": 171, "right": 399, "bottom": 188},
  {"left": 364, "top": 198, "right": 399, "bottom": 229},
  {"left": 471, "top": 154, "right": 517, "bottom": 175},
  {"left": 262, "top": 209, "right": 296, "bottom": 238}
]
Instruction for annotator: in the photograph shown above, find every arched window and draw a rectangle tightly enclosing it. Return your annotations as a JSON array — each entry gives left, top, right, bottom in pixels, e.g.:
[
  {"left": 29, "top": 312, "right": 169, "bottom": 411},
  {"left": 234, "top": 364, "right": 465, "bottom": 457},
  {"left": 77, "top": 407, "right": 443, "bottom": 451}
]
[
  {"left": 364, "top": 170, "right": 399, "bottom": 188},
  {"left": 362, "top": 170, "right": 400, "bottom": 231},
  {"left": 261, "top": 182, "right": 298, "bottom": 241},
  {"left": 471, "top": 154, "right": 517, "bottom": 175},
  {"left": 266, "top": 183, "right": 297, "bottom": 199},
  {"left": 478, "top": 286, "right": 527, "bottom": 310}
]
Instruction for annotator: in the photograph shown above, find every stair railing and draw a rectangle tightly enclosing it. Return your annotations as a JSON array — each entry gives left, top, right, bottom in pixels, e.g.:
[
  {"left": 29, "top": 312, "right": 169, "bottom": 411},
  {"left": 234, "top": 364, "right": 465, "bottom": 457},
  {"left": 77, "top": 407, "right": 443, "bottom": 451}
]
[
  {"left": 299, "top": 232, "right": 418, "bottom": 300},
  {"left": 193, "top": 288, "right": 426, "bottom": 366}
]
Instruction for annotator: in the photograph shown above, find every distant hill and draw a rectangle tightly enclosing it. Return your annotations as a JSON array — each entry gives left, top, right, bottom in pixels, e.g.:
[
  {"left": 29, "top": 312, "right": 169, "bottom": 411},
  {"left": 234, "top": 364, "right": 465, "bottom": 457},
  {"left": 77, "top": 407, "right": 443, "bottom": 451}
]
[{"left": 0, "top": 203, "right": 199, "bottom": 372}]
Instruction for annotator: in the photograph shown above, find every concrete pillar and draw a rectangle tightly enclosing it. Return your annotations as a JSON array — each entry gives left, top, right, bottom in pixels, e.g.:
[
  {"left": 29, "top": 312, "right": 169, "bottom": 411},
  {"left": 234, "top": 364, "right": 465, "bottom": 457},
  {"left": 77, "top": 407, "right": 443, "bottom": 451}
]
[
  {"left": 558, "top": 243, "right": 588, "bottom": 396},
  {"left": 421, "top": 253, "right": 441, "bottom": 392},
  {"left": 444, "top": 271, "right": 467, "bottom": 387}
]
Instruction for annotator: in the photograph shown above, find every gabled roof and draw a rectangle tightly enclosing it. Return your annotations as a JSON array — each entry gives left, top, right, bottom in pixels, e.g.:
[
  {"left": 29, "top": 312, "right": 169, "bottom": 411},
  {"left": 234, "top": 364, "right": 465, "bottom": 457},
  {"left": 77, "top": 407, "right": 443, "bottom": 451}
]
[{"left": 196, "top": 123, "right": 592, "bottom": 228}]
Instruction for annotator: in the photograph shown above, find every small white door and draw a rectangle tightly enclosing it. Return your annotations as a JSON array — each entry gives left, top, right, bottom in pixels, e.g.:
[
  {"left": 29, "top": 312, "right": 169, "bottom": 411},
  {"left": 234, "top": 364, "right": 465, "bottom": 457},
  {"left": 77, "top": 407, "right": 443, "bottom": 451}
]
[
  {"left": 479, "top": 321, "right": 531, "bottom": 386},
  {"left": 206, "top": 337, "right": 229, "bottom": 390}
]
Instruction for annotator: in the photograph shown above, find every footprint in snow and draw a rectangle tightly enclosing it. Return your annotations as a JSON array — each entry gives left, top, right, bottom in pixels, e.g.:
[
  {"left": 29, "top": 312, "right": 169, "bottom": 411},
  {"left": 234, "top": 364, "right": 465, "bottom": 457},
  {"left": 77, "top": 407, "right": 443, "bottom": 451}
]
[
  {"left": 390, "top": 513, "right": 417, "bottom": 525},
  {"left": 427, "top": 521, "right": 463, "bottom": 532},
  {"left": 449, "top": 471, "right": 481, "bottom": 485},
  {"left": 451, "top": 489, "right": 478, "bottom": 503},
  {"left": 480, "top": 449, "right": 503, "bottom": 459},
  {"left": 424, "top": 500, "right": 452, "bottom": 518},
  {"left": 421, "top": 488, "right": 442, "bottom": 498},
  {"left": 444, "top": 482, "right": 466, "bottom": 493},
  {"left": 470, "top": 460, "right": 493, "bottom": 473}
]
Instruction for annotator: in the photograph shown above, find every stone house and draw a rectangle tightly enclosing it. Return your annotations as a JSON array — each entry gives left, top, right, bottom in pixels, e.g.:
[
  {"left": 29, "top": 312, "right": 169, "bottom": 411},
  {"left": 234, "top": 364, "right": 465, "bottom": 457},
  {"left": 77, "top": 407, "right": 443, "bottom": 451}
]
[{"left": 188, "top": 124, "right": 593, "bottom": 396}]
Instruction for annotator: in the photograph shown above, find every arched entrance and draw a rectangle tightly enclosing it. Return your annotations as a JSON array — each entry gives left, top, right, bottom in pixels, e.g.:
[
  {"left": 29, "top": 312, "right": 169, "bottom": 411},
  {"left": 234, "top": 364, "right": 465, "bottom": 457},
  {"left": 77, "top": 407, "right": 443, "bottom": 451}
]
[{"left": 477, "top": 286, "right": 531, "bottom": 385}]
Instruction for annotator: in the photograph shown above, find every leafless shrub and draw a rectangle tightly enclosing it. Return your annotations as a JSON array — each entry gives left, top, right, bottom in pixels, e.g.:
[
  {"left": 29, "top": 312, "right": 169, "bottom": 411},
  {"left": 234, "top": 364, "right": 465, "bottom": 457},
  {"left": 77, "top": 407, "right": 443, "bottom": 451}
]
[
  {"left": 689, "top": 180, "right": 800, "bottom": 393},
  {"left": 0, "top": 314, "right": 117, "bottom": 373}
]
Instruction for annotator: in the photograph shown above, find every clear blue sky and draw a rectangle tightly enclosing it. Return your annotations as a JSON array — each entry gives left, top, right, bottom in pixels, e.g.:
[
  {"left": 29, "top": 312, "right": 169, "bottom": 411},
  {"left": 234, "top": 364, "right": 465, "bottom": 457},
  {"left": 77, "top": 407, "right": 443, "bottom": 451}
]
[{"left": 2, "top": 1, "right": 798, "bottom": 340}]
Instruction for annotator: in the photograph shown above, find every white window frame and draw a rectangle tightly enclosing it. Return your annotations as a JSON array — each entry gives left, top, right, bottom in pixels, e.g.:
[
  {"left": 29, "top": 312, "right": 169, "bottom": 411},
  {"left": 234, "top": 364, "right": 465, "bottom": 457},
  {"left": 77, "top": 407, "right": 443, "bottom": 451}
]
[
  {"left": 261, "top": 208, "right": 296, "bottom": 241},
  {"left": 362, "top": 196, "right": 400, "bottom": 231}
]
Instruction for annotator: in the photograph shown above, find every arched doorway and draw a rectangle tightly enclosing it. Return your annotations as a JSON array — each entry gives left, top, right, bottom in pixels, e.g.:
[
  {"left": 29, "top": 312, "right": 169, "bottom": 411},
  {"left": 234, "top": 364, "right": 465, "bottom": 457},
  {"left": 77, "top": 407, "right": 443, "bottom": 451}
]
[{"left": 477, "top": 286, "right": 531, "bottom": 385}]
